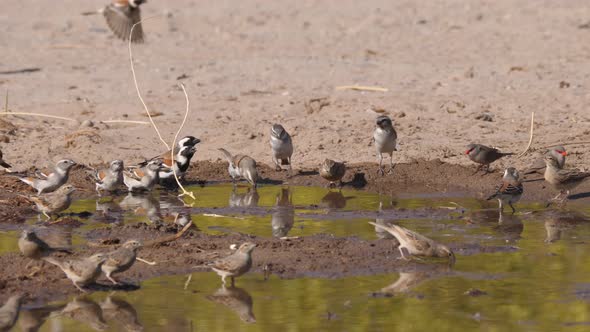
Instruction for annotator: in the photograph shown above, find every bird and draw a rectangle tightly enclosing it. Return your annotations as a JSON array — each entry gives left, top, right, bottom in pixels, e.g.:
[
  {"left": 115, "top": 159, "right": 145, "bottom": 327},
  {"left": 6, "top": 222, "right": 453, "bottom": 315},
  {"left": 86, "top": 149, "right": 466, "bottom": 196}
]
[
  {"left": 486, "top": 167, "right": 524, "bottom": 213},
  {"left": 373, "top": 115, "right": 397, "bottom": 175},
  {"left": 465, "top": 144, "right": 513, "bottom": 174},
  {"left": 123, "top": 160, "right": 163, "bottom": 192},
  {"left": 18, "top": 229, "right": 71, "bottom": 261},
  {"left": 271, "top": 188, "right": 294, "bottom": 238},
  {"left": 368, "top": 222, "right": 455, "bottom": 262},
  {"left": 210, "top": 242, "right": 256, "bottom": 286},
  {"left": 120, "top": 192, "right": 162, "bottom": 223},
  {"left": 0, "top": 294, "right": 24, "bottom": 332},
  {"left": 157, "top": 145, "right": 197, "bottom": 181},
  {"left": 23, "top": 184, "right": 76, "bottom": 220},
  {"left": 270, "top": 124, "right": 293, "bottom": 172},
  {"left": 100, "top": 295, "right": 143, "bottom": 332},
  {"left": 60, "top": 297, "right": 108, "bottom": 331},
  {"left": 43, "top": 253, "right": 108, "bottom": 292},
  {"left": 17, "top": 159, "right": 76, "bottom": 195},
  {"left": 83, "top": 0, "right": 147, "bottom": 43},
  {"left": 93, "top": 159, "right": 124, "bottom": 194},
  {"left": 137, "top": 136, "right": 200, "bottom": 167},
  {"left": 523, "top": 146, "right": 567, "bottom": 176},
  {"left": 218, "top": 148, "right": 258, "bottom": 188},
  {"left": 207, "top": 286, "right": 256, "bottom": 323},
  {"left": 544, "top": 154, "right": 590, "bottom": 204},
  {"left": 319, "top": 159, "right": 346, "bottom": 188},
  {"left": 101, "top": 239, "right": 142, "bottom": 285},
  {"left": 0, "top": 149, "right": 11, "bottom": 170}
]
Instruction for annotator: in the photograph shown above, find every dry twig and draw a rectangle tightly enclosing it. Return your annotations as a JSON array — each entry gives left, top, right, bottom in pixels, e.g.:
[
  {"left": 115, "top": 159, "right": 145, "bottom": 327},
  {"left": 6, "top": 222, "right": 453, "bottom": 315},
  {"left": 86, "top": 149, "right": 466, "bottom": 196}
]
[
  {"left": 0, "top": 112, "right": 76, "bottom": 122},
  {"left": 128, "top": 15, "right": 170, "bottom": 150},
  {"left": 335, "top": 85, "right": 388, "bottom": 92},
  {"left": 170, "top": 84, "right": 196, "bottom": 200},
  {"left": 517, "top": 112, "right": 534, "bottom": 157},
  {"left": 143, "top": 221, "right": 193, "bottom": 247}
]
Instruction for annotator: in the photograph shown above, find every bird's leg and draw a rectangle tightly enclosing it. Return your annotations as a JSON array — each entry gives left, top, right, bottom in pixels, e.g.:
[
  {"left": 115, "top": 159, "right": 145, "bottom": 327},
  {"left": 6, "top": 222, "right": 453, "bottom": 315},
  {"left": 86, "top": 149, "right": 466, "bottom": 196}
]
[
  {"left": 388, "top": 153, "right": 395, "bottom": 174},
  {"left": 472, "top": 165, "right": 482, "bottom": 175},
  {"left": 106, "top": 273, "right": 119, "bottom": 285},
  {"left": 509, "top": 202, "right": 516, "bottom": 214},
  {"left": 231, "top": 277, "right": 235, "bottom": 287},
  {"left": 497, "top": 199, "right": 504, "bottom": 212},
  {"left": 287, "top": 158, "right": 293, "bottom": 177},
  {"left": 397, "top": 247, "right": 411, "bottom": 261},
  {"left": 74, "top": 282, "right": 88, "bottom": 293},
  {"left": 221, "top": 275, "right": 226, "bottom": 285},
  {"left": 43, "top": 212, "right": 51, "bottom": 220},
  {"left": 377, "top": 154, "right": 385, "bottom": 176},
  {"left": 480, "top": 164, "right": 491, "bottom": 176},
  {"left": 273, "top": 157, "right": 281, "bottom": 171}
]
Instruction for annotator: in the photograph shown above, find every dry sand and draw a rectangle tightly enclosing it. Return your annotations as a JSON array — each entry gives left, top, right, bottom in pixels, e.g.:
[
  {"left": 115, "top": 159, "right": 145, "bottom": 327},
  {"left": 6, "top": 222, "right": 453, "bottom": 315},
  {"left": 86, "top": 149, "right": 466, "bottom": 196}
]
[{"left": 0, "top": 0, "right": 589, "bottom": 172}]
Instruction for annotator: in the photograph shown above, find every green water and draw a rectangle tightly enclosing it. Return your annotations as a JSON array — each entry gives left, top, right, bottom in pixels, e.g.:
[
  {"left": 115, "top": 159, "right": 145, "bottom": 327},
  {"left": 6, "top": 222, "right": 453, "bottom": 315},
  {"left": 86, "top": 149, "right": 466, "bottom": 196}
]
[{"left": 4, "top": 185, "right": 590, "bottom": 331}]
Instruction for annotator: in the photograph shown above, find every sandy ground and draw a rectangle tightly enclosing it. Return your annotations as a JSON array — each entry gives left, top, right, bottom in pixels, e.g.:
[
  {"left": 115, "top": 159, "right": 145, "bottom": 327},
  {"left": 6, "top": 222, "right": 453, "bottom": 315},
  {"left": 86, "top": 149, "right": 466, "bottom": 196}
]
[{"left": 0, "top": 0, "right": 589, "bottom": 172}]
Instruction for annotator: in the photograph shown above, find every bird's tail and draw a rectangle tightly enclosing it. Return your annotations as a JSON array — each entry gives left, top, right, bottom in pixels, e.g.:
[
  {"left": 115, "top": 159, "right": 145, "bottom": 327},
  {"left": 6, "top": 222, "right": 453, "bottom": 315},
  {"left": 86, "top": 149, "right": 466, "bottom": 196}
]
[
  {"left": 0, "top": 160, "right": 11, "bottom": 169},
  {"left": 218, "top": 148, "right": 233, "bottom": 164},
  {"left": 42, "top": 256, "right": 63, "bottom": 269},
  {"left": 486, "top": 193, "right": 498, "bottom": 201},
  {"left": 501, "top": 152, "right": 515, "bottom": 156},
  {"left": 17, "top": 177, "right": 34, "bottom": 187}
]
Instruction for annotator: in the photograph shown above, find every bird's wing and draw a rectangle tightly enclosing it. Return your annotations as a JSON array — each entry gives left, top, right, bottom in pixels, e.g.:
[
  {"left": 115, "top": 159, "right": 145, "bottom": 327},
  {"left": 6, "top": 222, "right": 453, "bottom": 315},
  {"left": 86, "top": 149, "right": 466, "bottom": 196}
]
[
  {"left": 369, "top": 222, "right": 434, "bottom": 252},
  {"left": 103, "top": 4, "right": 143, "bottom": 43},
  {"left": 212, "top": 255, "right": 241, "bottom": 274}
]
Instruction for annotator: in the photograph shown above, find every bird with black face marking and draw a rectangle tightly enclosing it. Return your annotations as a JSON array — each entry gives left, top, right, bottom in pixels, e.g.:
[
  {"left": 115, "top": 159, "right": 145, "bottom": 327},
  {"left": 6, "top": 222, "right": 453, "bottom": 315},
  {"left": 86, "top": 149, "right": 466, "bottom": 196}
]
[
  {"left": 319, "top": 159, "right": 346, "bottom": 188},
  {"left": 44, "top": 253, "right": 108, "bottom": 292},
  {"left": 101, "top": 240, "right": 142, "bottom": 285},
  {"left": 94, "top": 160, "right": 124, "bottom": 194},
  {"left": 465, "top": 144, "right": 513, "bottom": 174},
  {"left": 210, "top": 242, "right": 256, "bottom": 286},
  {"left": 23, "top": 184, "right": 77, "bottom": 220},
  {"left": 544, "top": 154, "right": 590, "bottom": 204},
  {"left": 270, "top": 124, "right": 293, "bottom": 173},
  {"left": 83, "top": 0, "right": 147, "bottom": 43},
  {"left": 17, "top": 159, "right": 76, "bottom": 195},
  {"left": 218, "top": 148, "right": 258, "bottom": 188},
  {"left": 486, "top": 167, "right": 523, "bottom": 213},
  {"left": 373, "top": 115, "right": 397, "bottom": 175},
  {"left": 369, "top": 222, "right": 455, "bottom": 262},
  {"left": 158, "top": 145, "right": 197, "bottom": 181},
  {"left": 123, "top": 160, "right": 163, "bottom": 192}
]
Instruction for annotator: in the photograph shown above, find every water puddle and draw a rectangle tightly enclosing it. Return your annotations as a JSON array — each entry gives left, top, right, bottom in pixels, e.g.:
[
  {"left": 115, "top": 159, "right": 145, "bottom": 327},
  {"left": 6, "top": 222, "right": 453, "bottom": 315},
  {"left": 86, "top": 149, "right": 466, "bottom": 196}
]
[{"left": 3, "top": 184, "right": 590, "bottom": 330}]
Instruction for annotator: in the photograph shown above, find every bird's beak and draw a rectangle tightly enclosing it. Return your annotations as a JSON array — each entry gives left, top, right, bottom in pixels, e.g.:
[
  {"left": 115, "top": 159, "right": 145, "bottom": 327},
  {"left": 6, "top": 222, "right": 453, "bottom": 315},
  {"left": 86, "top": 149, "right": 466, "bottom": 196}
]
[
  {"left": 560, "top": 151, "right": 568, "bottom": 156},
  {"left": 464, "top": 149, "right": 471, "bottom": 155}
]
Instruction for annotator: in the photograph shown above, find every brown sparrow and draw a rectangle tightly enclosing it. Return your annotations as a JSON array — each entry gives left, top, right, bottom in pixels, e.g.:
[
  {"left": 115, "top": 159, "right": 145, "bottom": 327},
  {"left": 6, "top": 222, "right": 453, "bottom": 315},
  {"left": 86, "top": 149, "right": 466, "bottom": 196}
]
[
  {"left": 319, "top": 159, "right": 346, "bottom": 188},
  {"left": 270, "top": 124, "right": 293, "bottom": 172},
  {"left": 94, "top": 160, "right": 124, "bottom": 194},
  {"left": 486, "top": 167, "right": 523, "bottom": 213},
  {"left": 24, "top": 184, "right": 76, "bottom": 220},
  {"left": 123, "top": 160, "right": 163, "bottom": 192},
  {"left": 218, "top": 148, "right": 259, "bottom": 188},
  {"left": 369, "top": 222, "right": 455, "bottom": 262},
  {"left": 373, "top": 115, "right": 397, "bottom": 175},
  {"left": 17, "top": 159, "right": 76, "bottom": 195},
  {"left": 210, "top": 242, "right": 256, "bottom": 286},
  {"left": 101, "top": 240, "right": 142, "bottom": 285},
  {"left": 43, "top": 253, "right": 108, "bottom": 292},
  {"left": 544, "top": 154, "right": 590, "bottom": 204},
  {"left": 465, "top": 144, "right": 513, "bottom": 174}
]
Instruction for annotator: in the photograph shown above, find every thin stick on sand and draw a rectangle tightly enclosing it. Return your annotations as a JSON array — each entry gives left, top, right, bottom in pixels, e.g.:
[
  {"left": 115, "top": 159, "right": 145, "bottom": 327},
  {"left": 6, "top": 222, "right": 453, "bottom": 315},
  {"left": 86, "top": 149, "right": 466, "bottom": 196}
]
[
  {"left": 335, "top": 85, "right": 389, "bottom": 92},
  {"left": 170, "top": 83, "right": 196, "bottom": 200},
  {"left": 102, "top": 120, "right": 150, "bottom": 125},
  {"left": 517, "top": 112, "right": 534, "bottom": 157},
  {"left": 128, "top": 17, "right": 196, "bottom": 201},
  {"left": 128, "top": 15, "right": 170, "bottom": 150},
  {"left": 0, "top": 112, "right": 77, "bottom": 122}
]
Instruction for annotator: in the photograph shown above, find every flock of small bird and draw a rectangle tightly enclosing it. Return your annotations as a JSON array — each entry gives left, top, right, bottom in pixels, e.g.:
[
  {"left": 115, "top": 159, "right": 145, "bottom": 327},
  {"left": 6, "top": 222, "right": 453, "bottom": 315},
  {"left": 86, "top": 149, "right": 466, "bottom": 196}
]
[{"left": 1, "top": 0, "right": 590, "bottom": 320}]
